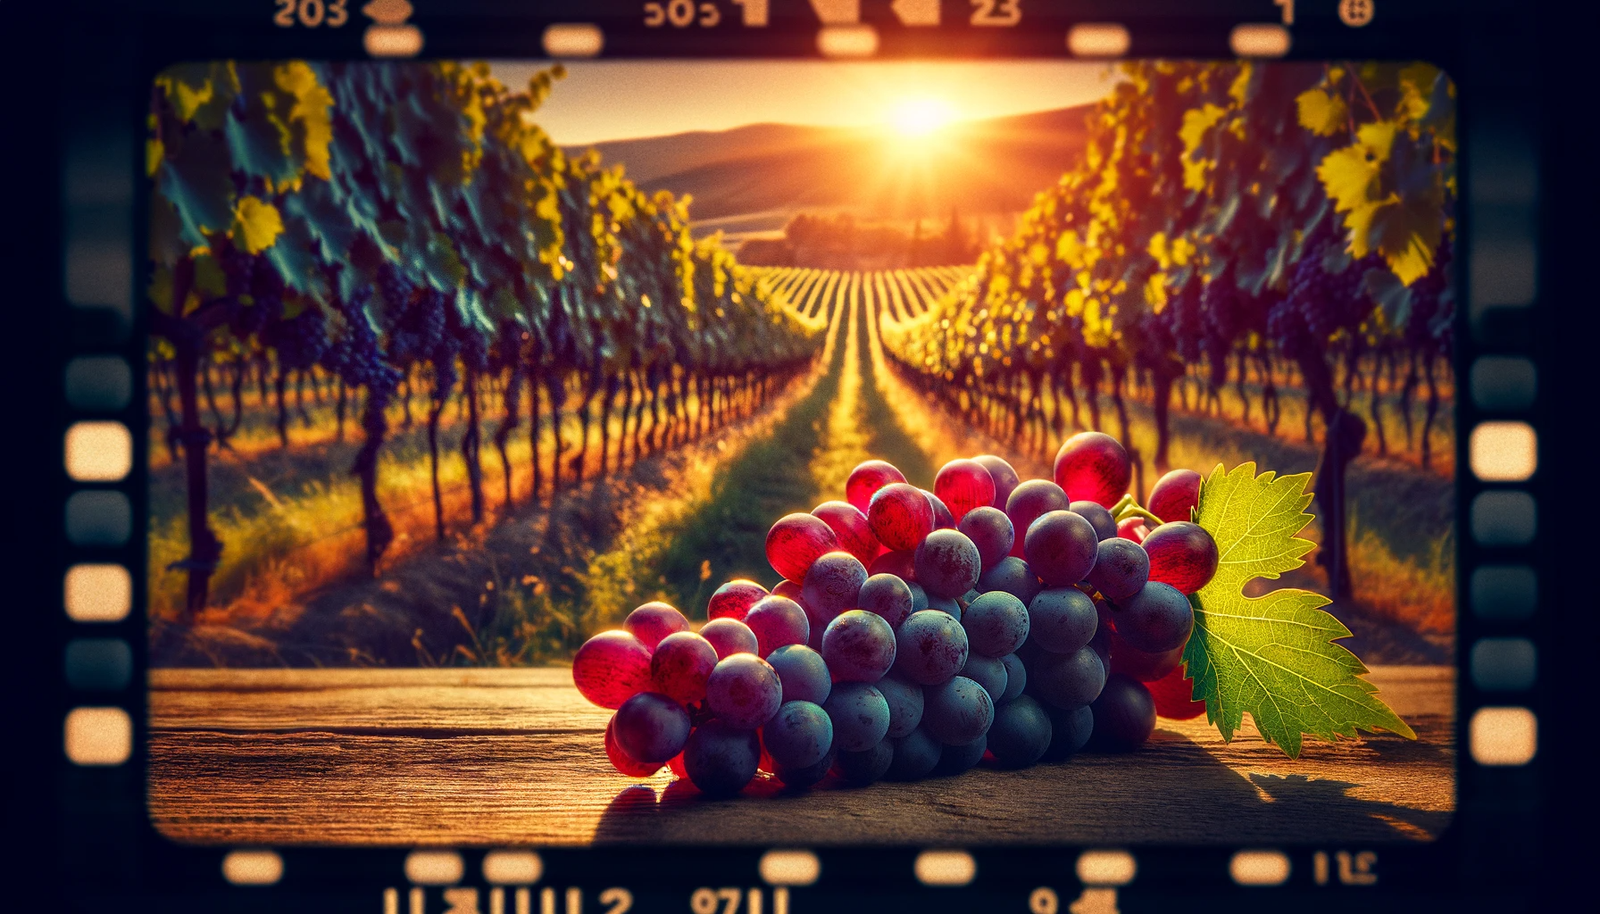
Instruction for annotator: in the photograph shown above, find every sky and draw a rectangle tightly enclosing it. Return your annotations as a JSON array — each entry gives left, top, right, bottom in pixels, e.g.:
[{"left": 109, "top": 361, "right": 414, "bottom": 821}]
[{"left": 487, "top": 60, "right": 1118, "bottom": 145}]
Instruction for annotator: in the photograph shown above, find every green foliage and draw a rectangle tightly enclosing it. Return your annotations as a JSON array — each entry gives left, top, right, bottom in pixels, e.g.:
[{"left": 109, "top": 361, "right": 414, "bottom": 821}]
[{"left": 1184, "top": 463, "right": 1416, "bottom": 758}]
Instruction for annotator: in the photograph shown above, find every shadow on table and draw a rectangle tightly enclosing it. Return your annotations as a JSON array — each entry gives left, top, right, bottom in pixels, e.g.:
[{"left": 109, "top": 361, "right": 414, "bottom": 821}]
[{"left": 588, "top": 725, "right": 1452, "bottom": 845}]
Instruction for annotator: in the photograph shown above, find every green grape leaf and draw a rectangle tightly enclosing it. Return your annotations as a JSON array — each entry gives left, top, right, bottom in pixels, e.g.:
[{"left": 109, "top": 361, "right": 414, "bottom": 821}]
[{"left": 1184, "top": 462, "right": 1416, "bottom": 759}]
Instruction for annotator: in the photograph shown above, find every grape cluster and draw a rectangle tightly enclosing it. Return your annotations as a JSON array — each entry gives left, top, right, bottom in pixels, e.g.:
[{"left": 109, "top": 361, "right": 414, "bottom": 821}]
[
  {"left": 573, "top": 432, "right": 1221, "bottom": 795},
  {"left": 321, "top": 288, "right": 402, "bottom": 396},
  {"left": 263, "top": 305, "right": 329, "bottom": 372},
  {"left": 1282, "top": 238, "right": 1377, "bottom": 342},
  {"left": 1407, "top": 236, "right": 1453, "bottom": 357}
]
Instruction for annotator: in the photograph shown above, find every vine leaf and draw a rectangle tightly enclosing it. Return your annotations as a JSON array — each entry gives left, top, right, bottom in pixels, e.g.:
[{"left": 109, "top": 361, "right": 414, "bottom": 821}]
[{"left": 1183, "top": 462, "right": 1416, "bottom": 759}]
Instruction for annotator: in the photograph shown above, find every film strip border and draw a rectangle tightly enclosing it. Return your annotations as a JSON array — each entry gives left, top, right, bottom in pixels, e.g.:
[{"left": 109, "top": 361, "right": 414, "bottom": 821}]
[{"left": 47, "top": 0, "right": 1542, "bottom": 905}]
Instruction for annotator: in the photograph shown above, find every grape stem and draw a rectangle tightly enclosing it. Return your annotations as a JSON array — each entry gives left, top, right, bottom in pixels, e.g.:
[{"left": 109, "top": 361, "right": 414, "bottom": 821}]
[
  {"left": 1109, "top": 493, "right": 1136, "bottom": 515},
  {"left": 1113, "top": 504, "right": 1163, "bottom": 527}
]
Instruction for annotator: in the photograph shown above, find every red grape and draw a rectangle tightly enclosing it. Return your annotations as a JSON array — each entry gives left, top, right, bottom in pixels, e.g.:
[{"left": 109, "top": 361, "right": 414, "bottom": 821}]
[
  {"left": 701, "top": 617, "right": 760, "bottom": 659},
  {"left": 934, "top": 459, "right": 997, "bottom": 524},
  {"left": 923, "top": 489, "right": 956, "bottom": 530},
  {"left": 1004, "top": 479, "right": 1071, "bottom": 557},
  {"left": 624, "top": 601, "right": 690, "bottom": 651},
  {"left": 1147, "top": 664, "right": 1207, "bottom": 720},
  {"left": 1147, "top": 469, "right": 1203, "bottom": 524},
  {"left": 1089, "top": 674, "right": 1156, "bottom": 750},
  {"left": 868, "top": 483, "right": 935, "bottom": 551},
  {"left": 1142, "top": 521, "right": 1220, "bottom": 593},
  {"left": 1053, "top": 432, "right": 1132, "bottom": 508},
  {"left": 957, "top": 505, "right": 1014, "bottom": 571},
  {"left": 743, "top": 595, "right": 810, "bottom": 657},
  {"left": 812, "top": 500, "right": 880, "bottom": 565},
  {"left": 1116, "top": 517, "right": 1150, "bottom": 544},
  {"left": 765, "top": 513, "right": 839, "bottom": 583},
  {"left": 706, "top": 580, "right": 768, "bottom": 622},
  {"left": 573, "top": 630, "right": 655, "bottom": 709},
  {"left": 773, "top": 579, "right": 805, "bottom": 604},
  {"left": 1109, "top": 637, "right": 1185, "bottom": 683},
  {"left": 651, "top": 631, "right": 719, "bottom": 705},
  {"left": 846, "top": 460, "right": 907, "bottom": 512},
  {"left": 605, "top": 716, "right": 664, "bottom": 777},
  {"left": 972, "top": 454, "right": 1021, "bottom": 509},
  {"left": 615, "top": 692, "right": 693, "bottom": 763},
  {"left": 868, "top": 548, "right": 917, "bottom": 580}
]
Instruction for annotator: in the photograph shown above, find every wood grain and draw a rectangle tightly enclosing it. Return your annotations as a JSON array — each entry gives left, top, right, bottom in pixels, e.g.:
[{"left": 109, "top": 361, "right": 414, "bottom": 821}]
[{"left": 148, "top": 666, "right": 1454, "bottom": 846}]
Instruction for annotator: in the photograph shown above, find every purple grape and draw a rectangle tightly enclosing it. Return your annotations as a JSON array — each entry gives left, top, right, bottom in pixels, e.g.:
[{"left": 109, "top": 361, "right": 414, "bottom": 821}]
[
  {"left": 1030, "top": 645, "right": 1107, "bottom": 710},
  {"left": 1023, "top": 510, "right": 1100, "bottom": 586},
  {"left": 1005, "top": 479, "right": 1071, "bottom": 557},
  {"left": 1027, "top": 587, "right": 1099, "bottom": 654},
  {"left": 767, "top": 644, "right": 832, "bottom": 705},
  {"left": 893, "top": 610, "right": 969, "bottom": 685},
  {"left": 775, "top": 742, "right": 837, "bottom": 789},
  {"left": 886, "top": 727, "right": 942, "bottom": 780},
  {"left": 705, "top": 653, "right": 783, "bottom": 729},
  {"left": 683, "top": 720, "right": 761, "bottom": 796},
  {"left": 1114, "top": 581, "right": 1195, "bottom": 653},
  {"left": 821, "top": 610, "right": 897, "bottom": 683},
  {"left": 1069, "top": 501, "right": 1118, "bottom": 542},
  {"left": 801, "top": 551, "right": 868, "bottom": 635},
  {"left": 743, "top": 596, "right": 810, "bottom": 657},
  {"left": 857, "top": 573, "right": 914, "bottom": 630},
  {"left": 961, "top": 591, "right": 1031, "bottom": 658},
  {"left": 1085, "top": 538, "right": 1150, "bottom": 603},
  {"left": 932, "top": 734, "right": 987, "bottom": 776},
  {"left": 922, "top": 675, "right": 995, "bottom": 745},
  {"left": 875, "top": 674, "right": 925, "bottom": 738},
  {"left": 978, "top": 556, "right": 1044, "bottom": 605},
  {"left": 926, "top": 593, "right": 963, "bottom": 619},
  {"left": 986, "top": 695, "right": 1052, "bottom": 767},
  {"left": 1088, "top": 600, "right": 1115, "bottom": 667},
  {"left": 999, "top": 653, "right": 1027, "bottom": 703},
  {"left": 614, "top": 692, "right": 693, "bottom": 764},
  {"left": 958, "top": 506, "right": 1014, "bottom": 571},
  {"left": 761, "top": 700, "right": 834, "bottom": 769},
  {"left": 701, "top": 618, "right": 760, "bottom": 659},
  {"left": 913, "top": 529, "right": 982, "bottom": 598},
  {"left": 905, "top": 580, "right": 930, "bottom": 612},
  {"left": 833, "top": 738, "right": 894, "bottom": 785},
  {"left": 1042, "top": 703, "right": 1095, "bottom": 760},
  {"left": 1089, "top": 674, "right": 1157, "bottom": 751},
  {"left": 972, "top": 454, "right": 1021, "bottom": 510},
  {"left": 822, "top": 682, "right": 891, "bottom": 752},
  {"left": 961, "top": 652, "right": 1008, "bottom": 703}
]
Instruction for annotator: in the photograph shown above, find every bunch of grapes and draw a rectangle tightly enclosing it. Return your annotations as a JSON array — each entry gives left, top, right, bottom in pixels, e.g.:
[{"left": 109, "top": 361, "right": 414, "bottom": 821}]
[
  {"left": 1199, "top": 278, "right": 1244, "bottom": 383},
  {"left": 1407, "top": 236, "right": 1453, "bottom": 357},
  {"left": 321, "top": 287, "right": 402, "bottom": 396},
  {"left": 573, "top": 432, "right": 1221, "bottom": 795},
  {"left": 263, "top": 305, "right": 329, "bottom": 372}
]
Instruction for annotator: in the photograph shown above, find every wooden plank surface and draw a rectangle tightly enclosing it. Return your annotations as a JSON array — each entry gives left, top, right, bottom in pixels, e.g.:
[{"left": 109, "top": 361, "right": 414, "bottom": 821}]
[{"left": 148, "top": 666, "right": 1453, "bottom": 846}]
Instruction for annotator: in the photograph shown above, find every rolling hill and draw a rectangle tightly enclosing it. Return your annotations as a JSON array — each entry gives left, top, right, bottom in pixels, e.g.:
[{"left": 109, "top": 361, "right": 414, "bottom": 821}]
[{"left": 568, "top": 105, "right": 1093, "bottom": 241}]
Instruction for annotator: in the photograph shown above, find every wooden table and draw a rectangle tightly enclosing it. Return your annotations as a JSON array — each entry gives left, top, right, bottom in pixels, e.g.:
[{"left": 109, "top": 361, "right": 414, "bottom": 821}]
[{"left": 148, "top": 666, "right": 1453, "bottom": 846}]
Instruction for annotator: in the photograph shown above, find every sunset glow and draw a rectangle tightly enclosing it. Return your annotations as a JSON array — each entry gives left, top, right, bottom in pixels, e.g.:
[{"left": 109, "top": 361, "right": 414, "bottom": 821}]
[{"left": 889, "top": 98, "right": 958, "bottom": 137}]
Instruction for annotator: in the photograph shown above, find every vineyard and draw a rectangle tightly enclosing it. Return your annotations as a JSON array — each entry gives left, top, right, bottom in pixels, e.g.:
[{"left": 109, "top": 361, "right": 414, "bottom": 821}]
[{"left": 149, "top": 59, "right": 1455, "bottom": 669}]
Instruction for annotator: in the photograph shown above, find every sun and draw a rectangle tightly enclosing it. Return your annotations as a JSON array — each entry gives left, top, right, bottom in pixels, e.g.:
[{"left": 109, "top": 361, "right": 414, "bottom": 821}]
[{"left": 888, "top": 97, "right": 958, "bottom": 137}]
